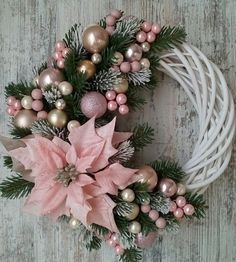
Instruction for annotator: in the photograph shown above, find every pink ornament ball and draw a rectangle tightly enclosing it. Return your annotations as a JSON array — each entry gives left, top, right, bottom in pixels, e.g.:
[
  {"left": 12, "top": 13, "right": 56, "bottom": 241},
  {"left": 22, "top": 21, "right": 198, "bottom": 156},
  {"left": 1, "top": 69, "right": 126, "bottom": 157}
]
[
  {"left": 141, "top": 204, "right": 151, "bottom": 213},
  {"left": 120, "top": 62, "right": 131, "bottom": 73},
  {"left": 155, "top": 217, "right": 166, "bottom": 229},
  {"left": 147, "top": 31, "right": 156, "bottom": 43},
  {"left": 136, "top": 31, "right": 147, "bottom": 43},
  {"left": 110, "top": 233, "right": 119, "bottom": 244},
  {"left": 131, "top": 61, "right": 141, "bottom": 72},
  {"left": 105, "top": 90, "right": 117, "bottom": 101},
  {"left": 80, "top": 91, "right": 107, "bottom": 118},
  {"left": 142, "top": 21, "right": 152, "bottom": 32},
  {"left": 37, "top": 111, "right": 48, "bottom": 119},
  {"left": 149, "top": 210, "right": 159, "bottom": 221},
  {"left": 7, "top": 96, "right": 16, "bottom": 106},
  {"left": 169, "top": 201, "right": 177, "bottom": 212},
  {"left": 107, "top": 239, "right": 116, "bottom": 247},
  {"left": 183, "top": 204, "right": 195, "bottom": 216},
  {"left": 32, "top": 100, "right": 44, "bottom": 112},
  {"left": 57, "top": 58, "right": 65, "bottom": 69},
  {"left": 31, "top": 89, "right": 43, "bottom": 100},
  {"left": 106, "top": 26, "right": 115, "bottom": 35},
  {"left": 115, "top": 245, "right": 125, "bottom": 256},
  {"left": 53, "top": 51, "right": 62, "bottom": 60},
  {"left": 55, "top": 40, "right": 65, "bottom": 52},
  {"left": 174, "top": 208, "right": 184, "bottom": 219},
  {"left": 62, "top": 48, "right": 71, "bottom": 58},
  {"left": 7, "top": 106, "right": 15, "bottom": 116},
  {"left": 112, "top": 65, "right": 120, "bottom": 72},
  {"left": 110, "top": 9, "right": 122, "bottom": 19},
  {"left": 116, "top": 94, "right": 127, "bottom": 105},
  {"left": 106, "top": 15, "right": 116, "bottom": 26},
  {"left": 119, "top": 104, "right": 129, "bottom": 115},
  {"left": 176, "top": 196, "right": 186, "bottom": 208},
  {"left": 13, "top": 100, "right": 22, "bottom": 110},
  {"left": 152, "top": 23, "right": 161, "bottom": 34},
  {"left": 108, "top": 101, "right": 118, "bottom": 111}
]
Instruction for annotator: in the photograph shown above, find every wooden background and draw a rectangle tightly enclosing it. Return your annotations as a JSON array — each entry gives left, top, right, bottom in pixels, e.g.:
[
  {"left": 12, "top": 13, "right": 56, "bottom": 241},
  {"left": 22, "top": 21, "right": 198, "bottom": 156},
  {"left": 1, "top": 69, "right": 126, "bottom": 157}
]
[{"left": 0, "top": 0, "right": 235, "bottom": 261}]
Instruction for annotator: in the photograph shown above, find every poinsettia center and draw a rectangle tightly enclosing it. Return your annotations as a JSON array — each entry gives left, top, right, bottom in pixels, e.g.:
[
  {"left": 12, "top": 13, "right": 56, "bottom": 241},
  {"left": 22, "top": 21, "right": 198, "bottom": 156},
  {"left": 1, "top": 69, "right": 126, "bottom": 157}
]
[{"left": 54, "top": 164, "right": 80, "bottom": 187}]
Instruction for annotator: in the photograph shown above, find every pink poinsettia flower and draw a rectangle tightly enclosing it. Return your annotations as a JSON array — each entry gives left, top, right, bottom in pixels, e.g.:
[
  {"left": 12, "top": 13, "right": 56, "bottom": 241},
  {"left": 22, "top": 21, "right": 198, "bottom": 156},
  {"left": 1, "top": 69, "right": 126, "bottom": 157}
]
[{"left": 8, "top": 117, "right": 137, "bottom": 232}]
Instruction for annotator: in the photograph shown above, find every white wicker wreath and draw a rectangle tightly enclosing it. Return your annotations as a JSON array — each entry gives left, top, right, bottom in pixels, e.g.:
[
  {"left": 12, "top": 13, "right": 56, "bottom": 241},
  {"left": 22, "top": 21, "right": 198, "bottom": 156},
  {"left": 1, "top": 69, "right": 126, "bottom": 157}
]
[{"left": 159, "top": 43, "right": 235, "bottom": 193}]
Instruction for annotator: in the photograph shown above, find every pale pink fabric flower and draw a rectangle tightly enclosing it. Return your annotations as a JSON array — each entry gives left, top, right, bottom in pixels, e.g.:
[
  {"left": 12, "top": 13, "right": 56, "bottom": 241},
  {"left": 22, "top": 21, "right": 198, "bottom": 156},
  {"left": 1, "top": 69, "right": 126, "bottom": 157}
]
[{"left": 8, "top": 117, "right": 137, "bottom": 232}]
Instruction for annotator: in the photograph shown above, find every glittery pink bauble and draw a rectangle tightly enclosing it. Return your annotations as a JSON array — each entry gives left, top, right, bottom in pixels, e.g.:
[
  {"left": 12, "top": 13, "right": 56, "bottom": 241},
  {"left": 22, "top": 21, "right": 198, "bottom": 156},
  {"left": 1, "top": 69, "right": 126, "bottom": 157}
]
[
  {"left": 55, "top": 40, "right": 65, "bottom": 51},
  {"left": 110, "top": 9, "right": 122, "bottom": 19},
  {"left": 37, "top": 111, "right": 48, "bottom": 119},
  {"left": 141, "top": 204, "right": 151, "bottom": 213},
  {"left": 136, "top": 232, "right": 158, "bottom": 249},
  {"left": 31, "top": 89, "right": 43, "bottom": 100},
  {"left": 152, "top": 23, "right": 161, "bottom": 34},
  {"left": 155, "top": 217, "right": 166, "bottom": 229},
  {"left": 107, "top": 101, "right": 118, "bottom": 111},
  {"left": 176, "top": 196, "right": 186, "bottom": 208},
  {"left": 13, "top": 100, "right": 22, "bottom": 110},
  {"left": 120, "top": 62, "right": 131, "bottom": 73},
  {"left": 7, "top": 96, "right": 16, "bottom": 106},
  {"left": 147, "top": 31, "right": 156, "bottom": 43},
  {"left": 105, "top": 26, "right": 115, "bottom": 35},
  {"left": 158, "top": 178, "right": 177, "bottom": 197},
  {"left": 149, "top": 210, "right": 159, "bottom": 221},
  {"left": 174, "top": 208, "right": 184, "bottom": 218},
  {"left": 7, "top": 106, "right": 15, "bottom": 116},
  {"left": 136, "top": 31, "right": 147, "bottom": 43},
  {"left": 183, "top": 204, "right": 195, "bottom": 216},
  {"left": 32, "top": 100, "right": 44, "bottom": 112},
  {"left": 116, "top": 94, "right": 127, "bottom": 105},
  {"left": 142, "top": 21, "right": 152, "bottom": 32},
  {"left": 105, "top": 90, "right": 116, "bottom": 101},
  {"left": 131, "top": 61, "right": 141, "bottom": 72},
  {"left": 106, "top": 15, "right": 116, "bottom": 26},
  {"left": 119, "top": 104, "right": 129, "bottom": 115},
  {"left": 169, "top": 201, "right": 177, "bottom": 212},
  {"left": 115, "top": 245, "right": 124, "bottom": 255},
  {"left": 80, "top": 91, "right": 107, "bottom": 118},
  {"left": 62, "top": 48, "right": 71, "bottom": 58}
]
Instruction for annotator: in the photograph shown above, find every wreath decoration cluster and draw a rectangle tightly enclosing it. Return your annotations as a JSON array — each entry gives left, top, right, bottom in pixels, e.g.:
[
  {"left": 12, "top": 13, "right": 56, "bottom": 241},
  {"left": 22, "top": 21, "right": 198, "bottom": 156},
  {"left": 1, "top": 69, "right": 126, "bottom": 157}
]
[{"left": 0, "top": 10, "right": 235, "bottom": 262}]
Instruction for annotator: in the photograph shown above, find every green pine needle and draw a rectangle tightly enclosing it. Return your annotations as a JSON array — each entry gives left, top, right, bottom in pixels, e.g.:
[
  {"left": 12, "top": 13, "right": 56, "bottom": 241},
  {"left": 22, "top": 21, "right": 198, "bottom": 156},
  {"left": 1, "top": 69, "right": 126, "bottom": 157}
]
[
  {"left": 0, "top": 174, "right": 34, "bottom": 199},
  {"left": 150, "top": 160, "right": 185, "bottom": 182},
  {"left": 185, "top": 193, "right": 208, "bottom": 219},
  {"left": 33, "top": 62, "right": 47, "bottom": 76},
  {"left": 119, "top": 248, "right": 142, "bottom": 262},
  {"left": 90, "top": 224, "right": 110, "bottom": 237},
  {"left": 85, "top": 235, "right": 102, "bottom": 251},
  {"left": 151, "top": 26, "right": 186, "bottom": 52},
  {"left": 9, "top": 124, "right": 32, "bottom": 139},
  {"left": 5, "top": 81, "right": 35, "bottom": 100},
  {"left": 137, "top": 212, "right": 157, "bottom": 236},
  {"left": 126, "top": 89, "right": 147, "bottom": 110},
  {"left": 131, "top": 123, "right": 154, "bottom": 151},
  {"left": 162, "top": 214, "right": 180, "bottom": 233},
  {"left": 3, "top": 156, "right": 13, "bottom": 170}
]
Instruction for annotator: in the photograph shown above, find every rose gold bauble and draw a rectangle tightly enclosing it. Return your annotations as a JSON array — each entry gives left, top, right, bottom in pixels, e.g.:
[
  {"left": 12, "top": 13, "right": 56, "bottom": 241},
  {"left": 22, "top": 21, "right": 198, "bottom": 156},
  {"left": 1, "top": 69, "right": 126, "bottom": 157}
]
[
  {"left": 77, "top": 60, "right": 96, "bottom": 80},
  {"left": 38, "top": 68, "right": 65, "bottom": 89},
  {"left": 125, "top": 44, "right": 143, "bottom": 62},
  {"left": 58, "top": 81, "right": 73, "bottom": 96},
  {"left": 158, "top": 178, "right": 177, "bottom": 197},
  {"left": 47, "top": 109, "right": 68, "bottom": 128},
  {"left": 136, "top": 165, "right": 158, "bottom": 192},
  {"left": 114, "top": 79, "right": 129, "bottom": 93},
  {"left": 21, "top": 96, "right": 33, "bottom": 109},
  {"left": 128, "top": 221, "right": 141, "bottom": 234},
  {"left": 80, "top": 91, "right": 107, "bottom": 118},
  {"left": 125, "top": 203, "right": 140, "bottom": 221},
  {"left": 14, "top": 109, "right": 37, "bottom": 128},
  {"left": 82, "top": 25, "right": 109, "bottom": 53},
  {"left": 136, "top": 231, "right": 158, "bottom": 249}
]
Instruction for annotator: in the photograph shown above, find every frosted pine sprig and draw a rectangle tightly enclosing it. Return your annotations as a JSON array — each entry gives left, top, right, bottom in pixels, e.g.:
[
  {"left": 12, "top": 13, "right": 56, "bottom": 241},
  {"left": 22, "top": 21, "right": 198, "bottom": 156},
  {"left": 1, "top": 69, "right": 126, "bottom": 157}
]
[
  {"left": 125, "top": 68, "right": 152, "bottom": 86},
  {"left": 109, "top": 140, "right": 135, "bottom": 164},
  {"left": 43, "top": 86, "right": 62, "bottom": 103},
  {"left": 115, "top": 16, "right": 142, "bottom": 37},
  {"left": 90, "top": 69, "right": 121, "bottom": 91}
]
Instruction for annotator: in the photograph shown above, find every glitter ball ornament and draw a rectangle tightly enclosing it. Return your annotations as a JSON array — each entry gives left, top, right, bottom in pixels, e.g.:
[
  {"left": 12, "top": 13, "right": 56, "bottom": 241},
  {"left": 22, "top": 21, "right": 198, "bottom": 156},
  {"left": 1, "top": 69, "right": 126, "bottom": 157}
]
[
  {"left": 129, "top": 221, "right": 141, "bottom": 234},
  {"left": 31, "top": 89, "right": 43, "bottom": 100},
  {"left": 14, "top": 110, "right": 37, "bottom": 128},
  {"left": 58, "top": 81, "right": 73, "bottom": 96},
  {"left": 38, "top": 68, "right": 65, "bottom": 89},
  {"left": 158, "top": 178, "right": 177, "bottom": 197},
  {"left": 21, "top": 96, "right": 33, "bottom": 110},
  {"left": 136, "top": 165, "right": 158, "bottom": 192},
  {"left": 80, "top": 91, "right": 107, "bottom": 118},
  {"left": 47, "top": 109, "right": 68, "bottom": 128},
  {"left": 77, "top": 60, "right": 96, "bottom": 79},
  {"left": 69, "top": 217, "right": 80, "bottom": 229},
  {"left": 91, "top": 53, "right": 102, "bottom": 64},
  {"left": 67, "top": 120, "right": 81, "bottom": 132},
  {"left": 121, "top": 188, "right": 135, "bottom": 202},
  {"left": 55, "top": 99, "right": 66, "bottom": 110},
  {"left": 125, "top": 203, "right": 140, "bottom": 221}
]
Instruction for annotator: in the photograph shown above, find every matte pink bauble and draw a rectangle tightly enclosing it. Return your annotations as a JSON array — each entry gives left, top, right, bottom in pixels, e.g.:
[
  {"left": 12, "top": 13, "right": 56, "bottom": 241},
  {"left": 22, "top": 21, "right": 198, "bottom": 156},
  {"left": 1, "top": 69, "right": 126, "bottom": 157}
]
[
  {"left": 136, "top": 232, "right": 158, "bottom": 249},
  {"left": 158, "top": 178, "right": 177, "bottom": 197},
  {"left": 80, "top": 91, "right": 107, "bottom": 118},
  {"left": 38, "top": 68, "right": 65, "bottom": 89},
  {"left": 110, "top": 9, "right": 122, "bottom": 19},
  {"left": 155, "top": 217, "right": 166, "bottom": 229},
  {"left": 136, "top": 165, "right": 158, "bottom": 192}
]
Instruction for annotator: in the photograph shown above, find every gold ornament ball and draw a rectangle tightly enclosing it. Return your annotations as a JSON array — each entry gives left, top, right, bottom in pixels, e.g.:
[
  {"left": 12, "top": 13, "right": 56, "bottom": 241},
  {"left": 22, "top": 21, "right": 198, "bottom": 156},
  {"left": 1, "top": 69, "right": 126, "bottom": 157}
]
[
  {"left": 77, "top": 60, "right": 96, "bottom": 80},
  {"left": 14, "top": 109, "right": 37, "bottom": 128},
  {"left": 82, "top": 24, "right": 109, "bottom": 53},
  {"left": 114, "top": 79, "right": 129, "bottom": 93},
  {"left": 21, "top": 96, "right": 33, "bottom": 110},
  {"left": 91, "top": 53, "right": 102, "bottom": 64},
  {"left": 69, "top": 217, "right": 80, "bottom": 229},
  {"left": 129, "top": 221, "right": 141, "bottom": 234},
  {"left": 136, "top": 165, "right": 158, "bottom": 192},
  {"left": 67, "top": 120, "right": 81, "bottom": 132},
  {"left": 47, "top": 109, "right": 68, "bottom": 128},
  {"left": 125, "top": 203, "right": 140, "bottom": 221},
  {"left": 58, "top": 81, "right": 73, "bottom": 96},
  {"left": 55, "top": 99, "right": 66, "bottom": 110},
  {"left": 141, "top": 42, "right": 151, "bottom": 52},
  {"left": 121, "top": 188, "right": 135, "bottom": 202},
  {"left": 140, "top": 58, "right": 150, "bottom": 69},
  {"left": 113, "top": 52, "right": 124, "bottom": 65},
  {"left": 176, "top": 183, "right": 186, "bottom": 196}
]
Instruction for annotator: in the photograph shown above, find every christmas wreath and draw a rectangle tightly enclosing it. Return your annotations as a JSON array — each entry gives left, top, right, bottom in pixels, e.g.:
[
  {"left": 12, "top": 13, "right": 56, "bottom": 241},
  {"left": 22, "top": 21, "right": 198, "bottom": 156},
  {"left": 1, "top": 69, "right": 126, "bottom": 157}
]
[{"left": 0, "top": 10, "right": 235, "bottom": 262}]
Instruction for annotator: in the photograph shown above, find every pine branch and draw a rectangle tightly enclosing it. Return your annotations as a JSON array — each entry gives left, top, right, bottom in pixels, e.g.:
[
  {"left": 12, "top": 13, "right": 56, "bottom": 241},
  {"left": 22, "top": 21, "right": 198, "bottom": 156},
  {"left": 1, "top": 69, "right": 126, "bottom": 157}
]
[
  {"left": 131, "top": 182, "right": 150, "bottom": 204},
  {"left": 63, "top": 92, "right": 84, "bottom": 120},
  {"left": 33, "top": 62, "right": 47, "bottom": 76},
  {"left": 126, "top": 89, "right": 146, "bottom": 111},
  {"left": 150, "top": 192, "right": 170, "bottom": 214},
  {"left": 150, "top": 160, "right": 185, "bottom": 182},
  {"left": 119, "top": 248, "right": 142, "bottom": 262},
  {"left": 125, "top": 68, "right": 151, "bottom": 86},
  {"left": 98, "top": 17, "right": 106, "bottom": 29},
  {"left": 0, "top": 174, "right": 34, "bottom": 199},
  {"left": 143, "top": 54, "right": 160, "bottom": 71},
  {"left": 5, "top": 82, "right": 34, "bottom": 100},
  {"left": 3, "top": 156, "right": 13, "bottom": 170},
  {"left": 9, "top": 124, "right": 32, "bottom": 139},
  {"left": 90, "top": 224, "right": 110, "bottom": 238},
  {"left": 137, "top": 212, "right": 157, "bottom": 236},
  {"left": 86, "top": 235, "right": 102, "bottom": 251},
  {"left": 150, "top": 26, "right": 186, "bottom": 53},
  {"left": 131, "top": 123, "right": 154, "bottom": 151},
  {"left": 185, "top": 193, "right": 207, "bottom": 219},
  {"left": 43, "top": 85, "right": 62, "bottom": 104},
  {"left": 162, "top": 214, "right": 180, "bottom": 233},
  {"left": 97, "top": 46, "right": 117, "bottom": 71},
  {"left": 113, "top": 197, "right": 133, "bottom": 217},
  {"left": 90, "top": 69, "right": 121, "bottom": 91}
]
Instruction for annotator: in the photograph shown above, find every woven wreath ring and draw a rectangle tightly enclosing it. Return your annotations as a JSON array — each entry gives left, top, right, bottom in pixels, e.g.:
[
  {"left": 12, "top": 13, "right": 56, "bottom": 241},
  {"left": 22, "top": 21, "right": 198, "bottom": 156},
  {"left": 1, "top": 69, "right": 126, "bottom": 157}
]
[{"left": 159, "top": 43, "right": 235, "bottom": 193}]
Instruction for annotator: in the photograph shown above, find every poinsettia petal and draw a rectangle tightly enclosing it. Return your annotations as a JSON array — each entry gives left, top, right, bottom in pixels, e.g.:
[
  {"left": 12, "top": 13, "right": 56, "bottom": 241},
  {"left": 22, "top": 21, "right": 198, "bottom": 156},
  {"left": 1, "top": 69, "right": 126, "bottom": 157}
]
[
  {"left": 66, "top": 146, "right": 78, "bottom": 165},
  {"left": 87, "top": 195, "right": 118, "bottom": 232},
  {"left": 112, "top": 132, "right": 133, "bottom": 146},
  {"left": 83, "top": 182, "right": 107, "bottom": 197},
  {"left": 76, "top": 156, "right": 96, "bottom": 173},
  {"left": 52, "top": 136, "right": 70, "bottom": 153},
  {"left": 77, "top": 174, "right": 95, "bottom": 186}
]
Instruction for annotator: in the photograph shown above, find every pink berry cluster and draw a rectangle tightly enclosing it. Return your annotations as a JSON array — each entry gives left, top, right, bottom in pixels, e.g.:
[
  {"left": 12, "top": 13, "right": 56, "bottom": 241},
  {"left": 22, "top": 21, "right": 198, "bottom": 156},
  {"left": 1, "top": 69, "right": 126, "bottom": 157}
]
[
  {"left": 169, "top": 196, "right": 195, "bottom": 219},
  {"left": 53, "top": 40, "right": 71, "bottom": 69},
  {"left": 6, "top": 96, "right": 22, "bottom": 116},
  {"left": 105, "top": 90, "right": 129, "bottom": 115},
  {"left": 106, "top": 232, "right": 125, "bottom": 256},
  {"left": 141, "top": 205, "right": 167, "bottom": 229},
  {"left": 136, "top": 21, "right": 161, "bottom": 44},
  {"left": 105, "top": 9, "right": 122, "bottom": 35}
]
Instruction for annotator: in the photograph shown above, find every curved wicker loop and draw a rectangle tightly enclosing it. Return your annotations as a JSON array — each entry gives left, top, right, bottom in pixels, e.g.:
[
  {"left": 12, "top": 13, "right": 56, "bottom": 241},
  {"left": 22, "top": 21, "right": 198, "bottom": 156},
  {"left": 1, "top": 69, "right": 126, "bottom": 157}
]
[{"left": 158, "top": 43, "right": 235, "bottom": 193}]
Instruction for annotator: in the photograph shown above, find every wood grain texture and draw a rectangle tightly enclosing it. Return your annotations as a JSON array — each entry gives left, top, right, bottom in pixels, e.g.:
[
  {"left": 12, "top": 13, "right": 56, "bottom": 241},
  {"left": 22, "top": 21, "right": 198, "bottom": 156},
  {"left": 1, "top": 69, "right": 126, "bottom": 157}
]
[{"left": 0, "top": 0, "right": 235, "bottom": 261}]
